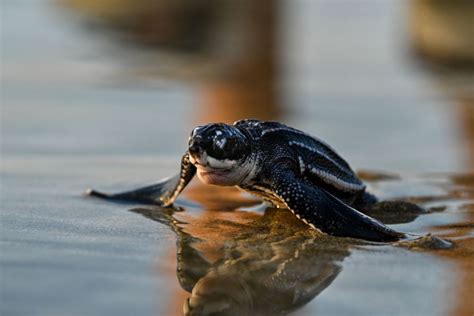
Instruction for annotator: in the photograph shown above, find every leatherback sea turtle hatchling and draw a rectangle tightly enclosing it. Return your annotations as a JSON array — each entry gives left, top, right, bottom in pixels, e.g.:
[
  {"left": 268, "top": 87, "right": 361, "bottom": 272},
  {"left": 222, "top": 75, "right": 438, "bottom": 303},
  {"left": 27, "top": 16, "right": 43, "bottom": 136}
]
[{"left": 87, "top": 119, "right": 407, "bottom": 242}]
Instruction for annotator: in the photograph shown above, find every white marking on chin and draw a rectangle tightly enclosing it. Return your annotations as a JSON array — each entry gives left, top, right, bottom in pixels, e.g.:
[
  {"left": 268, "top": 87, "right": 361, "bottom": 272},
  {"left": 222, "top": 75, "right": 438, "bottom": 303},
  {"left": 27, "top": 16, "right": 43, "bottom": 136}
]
[
  {"left": 189, "top": 150, "right": 236, "bottom": 170},
  {"left": 190, "top": 151, "right": 242, "bottom": 185},
  {"left": 196, "top": 163, "right": 247, "bottom": 186},
  {"left": 207, "top": 156, "right": 236, "bottom": 169},
  {"left": 191, "top": 151, "right": 257, "bottom": 186}
]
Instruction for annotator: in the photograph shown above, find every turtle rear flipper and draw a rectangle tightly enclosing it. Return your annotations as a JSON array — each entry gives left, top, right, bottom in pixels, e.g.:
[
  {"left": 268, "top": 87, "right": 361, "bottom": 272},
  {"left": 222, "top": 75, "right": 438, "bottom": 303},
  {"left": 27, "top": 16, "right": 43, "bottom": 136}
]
[
  {"left": 86, "top": 152, "right": 196, "bottom": 206},
  {"left": 268, "top": 168, "right": 404, "bottom": 242}
]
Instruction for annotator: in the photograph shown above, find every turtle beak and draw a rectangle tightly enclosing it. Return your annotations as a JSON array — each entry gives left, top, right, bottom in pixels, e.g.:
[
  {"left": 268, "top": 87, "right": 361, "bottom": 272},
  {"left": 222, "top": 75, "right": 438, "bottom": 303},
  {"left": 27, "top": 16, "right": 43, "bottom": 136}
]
[
  {"left": 188, "top": 134, "right": 214, "bottom": 157},
  {"left": 188, "top": 141, "right": 200, "bottom": 156},
  {"left": 188, "top": 134, "right": 204, "bottom": 157}
]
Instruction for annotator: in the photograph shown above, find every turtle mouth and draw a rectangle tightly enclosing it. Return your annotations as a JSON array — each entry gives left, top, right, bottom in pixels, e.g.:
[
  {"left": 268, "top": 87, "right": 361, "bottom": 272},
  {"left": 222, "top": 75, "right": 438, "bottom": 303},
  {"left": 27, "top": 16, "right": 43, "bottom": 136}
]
[
  {"left": 189, "top": 152, "right": 234, "bottom": 172},
  {"left": 189, "top": 152, "right": 206, "bottom": 166},
  {"left": 195, "top": 163, "right": 233, "bottom": 178},
  {"left": 190, "top": 154, "right": 241, "bottom": 185}
]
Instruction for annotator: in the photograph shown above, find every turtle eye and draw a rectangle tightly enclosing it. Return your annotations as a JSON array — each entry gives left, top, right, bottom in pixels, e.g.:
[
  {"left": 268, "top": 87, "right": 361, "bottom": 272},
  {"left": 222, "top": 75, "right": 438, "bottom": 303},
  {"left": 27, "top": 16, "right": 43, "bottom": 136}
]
[{"left": 222, "top": 138, "right": 235, "bottom": 152}]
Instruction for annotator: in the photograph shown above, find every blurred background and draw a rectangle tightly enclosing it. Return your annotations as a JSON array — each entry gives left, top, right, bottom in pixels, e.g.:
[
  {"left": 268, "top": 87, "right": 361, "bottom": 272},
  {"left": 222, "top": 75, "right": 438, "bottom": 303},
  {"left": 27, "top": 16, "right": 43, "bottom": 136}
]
[
  {"left": 1, "top": 0, "right": 474, "bottom": 315},
  {"left": 3, "top": 0, "right": 474, "bottom": 172}
]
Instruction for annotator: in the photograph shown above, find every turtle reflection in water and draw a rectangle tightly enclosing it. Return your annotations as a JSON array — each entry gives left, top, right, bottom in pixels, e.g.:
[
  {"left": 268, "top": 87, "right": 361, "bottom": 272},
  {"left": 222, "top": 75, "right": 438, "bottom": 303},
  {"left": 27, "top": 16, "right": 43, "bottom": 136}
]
[
  {"left": 88, "top": 119, "right": 422, "bottom": 241},
  {"left": 130, "top": 200, "right": 428, "bottom": 316},
  {"left": 132, "top": 206, "right": 352, "bottom": 315}
]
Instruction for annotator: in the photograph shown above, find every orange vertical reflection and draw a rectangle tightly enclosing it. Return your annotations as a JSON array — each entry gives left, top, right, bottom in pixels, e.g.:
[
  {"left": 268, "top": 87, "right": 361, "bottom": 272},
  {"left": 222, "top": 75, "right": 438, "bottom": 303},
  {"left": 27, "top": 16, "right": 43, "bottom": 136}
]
[
  {"left": 459, "top": 100, "right": 474, "bottom": 172},
  {"left": 196, "top": 0, "right": 280, "bottom": 124},
  {"left": 175, "top": 0, "right": 280, "bottom": 313},
  {"left": 447, "top": 101, "right": 474, "bottom": 316}
]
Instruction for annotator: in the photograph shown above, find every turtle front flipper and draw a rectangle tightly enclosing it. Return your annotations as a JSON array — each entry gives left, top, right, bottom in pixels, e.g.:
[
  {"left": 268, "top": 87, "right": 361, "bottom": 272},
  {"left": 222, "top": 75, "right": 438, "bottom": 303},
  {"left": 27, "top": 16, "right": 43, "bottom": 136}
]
[
  {"left": 86, "top": 152, "right": 196, "bottom": 206},
  {"left": 267, "top": 168, "right": 405, "bottom": 242}
]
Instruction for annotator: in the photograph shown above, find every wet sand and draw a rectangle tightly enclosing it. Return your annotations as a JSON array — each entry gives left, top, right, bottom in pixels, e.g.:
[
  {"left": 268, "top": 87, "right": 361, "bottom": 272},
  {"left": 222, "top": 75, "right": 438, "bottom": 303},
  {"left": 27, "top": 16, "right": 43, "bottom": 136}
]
[{"left": 2, "top": 1, "right": 474, "bottom": 315}]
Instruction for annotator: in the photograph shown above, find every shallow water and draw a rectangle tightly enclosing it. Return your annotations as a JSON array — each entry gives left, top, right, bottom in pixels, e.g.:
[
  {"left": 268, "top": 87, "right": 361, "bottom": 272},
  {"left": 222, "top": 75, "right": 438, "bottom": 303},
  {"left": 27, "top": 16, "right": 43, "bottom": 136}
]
[
  {"left": 2, "top": 0, "right": 474, "bottom": 315},
  {"left": 3, "top": 158, "right": 473, "bottom": 315}
]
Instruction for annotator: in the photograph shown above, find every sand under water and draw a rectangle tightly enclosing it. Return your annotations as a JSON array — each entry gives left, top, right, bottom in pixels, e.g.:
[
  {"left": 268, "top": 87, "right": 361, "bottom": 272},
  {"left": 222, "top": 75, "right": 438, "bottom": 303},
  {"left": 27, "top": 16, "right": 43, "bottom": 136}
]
[{"left": 3, "top": 158, "right": 474, "bottom": 315}]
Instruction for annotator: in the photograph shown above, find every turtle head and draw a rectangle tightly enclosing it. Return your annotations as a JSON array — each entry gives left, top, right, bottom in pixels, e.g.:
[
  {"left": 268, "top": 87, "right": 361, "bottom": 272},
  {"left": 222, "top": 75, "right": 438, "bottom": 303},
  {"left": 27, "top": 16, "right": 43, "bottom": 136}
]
[{"left": 188, "top": 123, "right": 254, "bottom": 185}]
